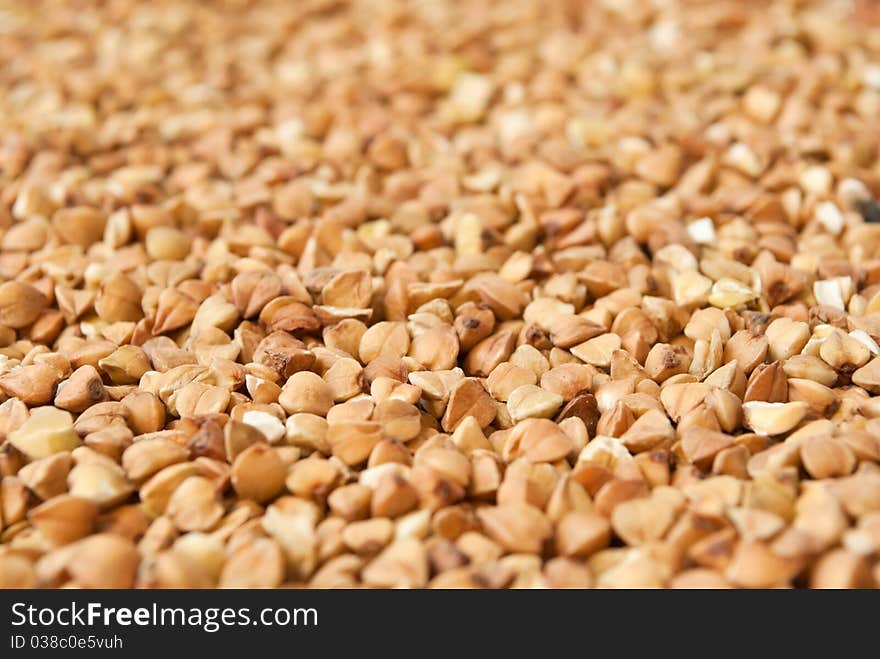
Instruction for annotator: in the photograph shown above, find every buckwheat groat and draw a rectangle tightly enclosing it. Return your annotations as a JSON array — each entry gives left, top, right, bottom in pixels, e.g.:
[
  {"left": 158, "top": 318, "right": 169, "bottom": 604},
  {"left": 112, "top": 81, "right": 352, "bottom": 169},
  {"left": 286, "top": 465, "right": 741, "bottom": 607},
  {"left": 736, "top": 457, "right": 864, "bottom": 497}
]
[{"left": 1, "top": 0, "right": 880, "bottom": 589}]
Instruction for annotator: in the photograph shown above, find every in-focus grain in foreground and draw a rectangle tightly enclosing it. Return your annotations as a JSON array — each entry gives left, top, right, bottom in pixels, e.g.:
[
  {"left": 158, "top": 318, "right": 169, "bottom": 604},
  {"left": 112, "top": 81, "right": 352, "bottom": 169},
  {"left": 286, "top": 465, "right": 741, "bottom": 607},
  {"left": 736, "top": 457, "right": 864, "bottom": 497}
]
[{"left": 1, "top": 0, "right": 880, "bottom": 589}]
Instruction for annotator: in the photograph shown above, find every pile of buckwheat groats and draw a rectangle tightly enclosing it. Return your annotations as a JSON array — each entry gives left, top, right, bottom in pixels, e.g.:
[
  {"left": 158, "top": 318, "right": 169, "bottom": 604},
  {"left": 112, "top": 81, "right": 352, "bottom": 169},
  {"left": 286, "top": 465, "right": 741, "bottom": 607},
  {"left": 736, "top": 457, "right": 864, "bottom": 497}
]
[{"left": 1, "top": 0, "right": 880, "bottom": 589}]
